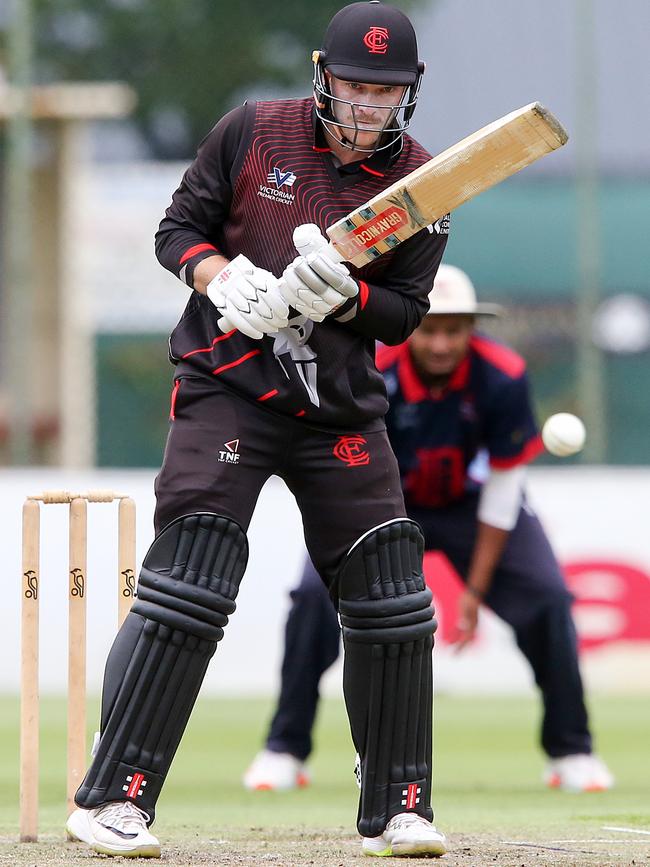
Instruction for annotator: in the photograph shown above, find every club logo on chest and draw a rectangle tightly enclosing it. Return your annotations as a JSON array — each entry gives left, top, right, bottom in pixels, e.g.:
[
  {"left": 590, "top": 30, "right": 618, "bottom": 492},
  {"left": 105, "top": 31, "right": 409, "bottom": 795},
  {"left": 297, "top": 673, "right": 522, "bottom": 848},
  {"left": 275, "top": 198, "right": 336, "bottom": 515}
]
[{"left": 258, "top": 166, "right": 297, "bottom": 206}]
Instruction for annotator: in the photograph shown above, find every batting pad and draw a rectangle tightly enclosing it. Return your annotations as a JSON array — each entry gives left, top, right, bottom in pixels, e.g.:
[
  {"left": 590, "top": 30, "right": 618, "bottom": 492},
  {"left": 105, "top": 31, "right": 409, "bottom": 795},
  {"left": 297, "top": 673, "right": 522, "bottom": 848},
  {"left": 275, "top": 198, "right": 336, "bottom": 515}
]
[
  {"left": 75, "top": 513, "right": 248, "bottom": 819},
  {"left": 338, "top": 519, "right": 437, "bottom": 837}
]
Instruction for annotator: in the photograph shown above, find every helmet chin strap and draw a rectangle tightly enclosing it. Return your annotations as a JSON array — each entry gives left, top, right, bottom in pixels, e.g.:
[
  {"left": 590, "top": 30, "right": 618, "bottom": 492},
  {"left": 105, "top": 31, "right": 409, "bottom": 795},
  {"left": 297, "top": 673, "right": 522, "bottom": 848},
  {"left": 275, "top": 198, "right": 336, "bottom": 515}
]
[{"left": 340, "top": 135, "right": 362, "bottom": 151}]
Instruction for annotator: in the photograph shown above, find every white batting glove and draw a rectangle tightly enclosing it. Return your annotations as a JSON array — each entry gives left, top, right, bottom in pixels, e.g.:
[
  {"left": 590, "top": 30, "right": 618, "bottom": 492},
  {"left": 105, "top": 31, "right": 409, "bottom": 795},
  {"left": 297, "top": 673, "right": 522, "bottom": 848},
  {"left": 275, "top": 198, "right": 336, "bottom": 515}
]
[
  {"left": 281, "top": 252, "right": 358, "bottom": 322},
  {"left": 207, "top": 254, "right": 289, "bottom": 339}
]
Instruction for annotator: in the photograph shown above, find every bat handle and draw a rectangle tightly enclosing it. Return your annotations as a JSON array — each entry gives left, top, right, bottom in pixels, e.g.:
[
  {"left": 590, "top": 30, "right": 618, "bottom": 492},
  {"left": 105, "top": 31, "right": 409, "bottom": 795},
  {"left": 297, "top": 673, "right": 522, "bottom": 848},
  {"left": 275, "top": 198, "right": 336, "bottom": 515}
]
[{"left": 293, "top": 223, "right": 344, "bottom": 264}]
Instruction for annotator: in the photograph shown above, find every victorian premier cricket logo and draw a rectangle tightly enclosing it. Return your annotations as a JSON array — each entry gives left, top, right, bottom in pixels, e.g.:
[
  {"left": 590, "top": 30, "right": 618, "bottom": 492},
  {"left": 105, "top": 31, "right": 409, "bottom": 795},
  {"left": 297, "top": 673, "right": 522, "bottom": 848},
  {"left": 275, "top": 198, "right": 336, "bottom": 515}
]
[{"left": 258, "top": 166, "right": 297, "bottom": 206}]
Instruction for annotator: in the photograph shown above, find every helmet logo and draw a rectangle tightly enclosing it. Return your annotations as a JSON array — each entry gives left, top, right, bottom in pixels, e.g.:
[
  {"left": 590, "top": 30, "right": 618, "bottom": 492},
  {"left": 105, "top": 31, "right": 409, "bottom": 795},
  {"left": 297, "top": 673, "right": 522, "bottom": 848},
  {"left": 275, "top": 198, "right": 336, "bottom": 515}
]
[{"left": 363, "top": 26, "right": 389, "bottom": 54}]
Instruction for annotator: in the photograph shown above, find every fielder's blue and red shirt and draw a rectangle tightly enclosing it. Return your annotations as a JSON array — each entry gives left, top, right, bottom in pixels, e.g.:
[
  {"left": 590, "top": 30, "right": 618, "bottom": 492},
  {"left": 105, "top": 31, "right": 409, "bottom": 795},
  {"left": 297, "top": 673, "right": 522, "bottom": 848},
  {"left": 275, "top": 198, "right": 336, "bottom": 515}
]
[
  {"left": 155, "top": 98, "right": 448, "bottom": 430},
  {"left": 377, "top": 335, "right": 544, "bottom": 509}
]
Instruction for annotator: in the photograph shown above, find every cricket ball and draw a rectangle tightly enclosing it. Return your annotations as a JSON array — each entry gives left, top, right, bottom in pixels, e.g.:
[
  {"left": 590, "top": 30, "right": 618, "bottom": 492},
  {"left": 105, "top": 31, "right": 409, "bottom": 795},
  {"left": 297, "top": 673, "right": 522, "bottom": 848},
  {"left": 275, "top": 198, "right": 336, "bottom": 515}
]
[{"left": 541, "top": 413, "right": 586, "bottom": 457}]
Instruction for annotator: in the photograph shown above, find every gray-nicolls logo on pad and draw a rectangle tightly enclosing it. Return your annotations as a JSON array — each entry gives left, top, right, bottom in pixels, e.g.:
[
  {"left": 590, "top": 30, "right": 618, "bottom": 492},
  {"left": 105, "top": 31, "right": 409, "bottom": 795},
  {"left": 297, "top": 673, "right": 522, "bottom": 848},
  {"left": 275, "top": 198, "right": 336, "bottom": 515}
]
[{"left": 218, "top": 439, "right": 240, "bottom": 464}]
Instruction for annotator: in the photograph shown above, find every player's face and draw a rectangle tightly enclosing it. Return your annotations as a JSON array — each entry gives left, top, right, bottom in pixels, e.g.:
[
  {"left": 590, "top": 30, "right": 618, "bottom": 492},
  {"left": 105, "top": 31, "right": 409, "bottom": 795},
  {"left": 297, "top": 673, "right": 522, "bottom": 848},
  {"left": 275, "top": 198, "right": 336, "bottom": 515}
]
[
  {"left": 409, "top": 314, "right": 474, "bottom": 378},
  {"left": 327, "top": 74, "right": 406, "bottom": 149}
]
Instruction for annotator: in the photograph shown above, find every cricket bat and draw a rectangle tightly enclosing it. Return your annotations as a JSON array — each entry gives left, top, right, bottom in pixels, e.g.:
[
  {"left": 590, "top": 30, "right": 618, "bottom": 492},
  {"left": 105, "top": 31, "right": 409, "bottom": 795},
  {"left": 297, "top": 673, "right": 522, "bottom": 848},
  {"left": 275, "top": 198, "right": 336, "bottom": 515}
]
[{"left": 295, "top": 101, "right": 568, "bottom": 267}]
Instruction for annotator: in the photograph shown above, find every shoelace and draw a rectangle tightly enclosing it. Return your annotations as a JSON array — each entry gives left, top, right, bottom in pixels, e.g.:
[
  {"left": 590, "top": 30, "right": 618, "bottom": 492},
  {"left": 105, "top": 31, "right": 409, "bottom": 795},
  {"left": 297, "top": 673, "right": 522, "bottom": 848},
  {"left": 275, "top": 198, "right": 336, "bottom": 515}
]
[
  {"left": 387, "top": 813, "right": 433, "bottom": 832},
  {"left": 96, "top": 800, "right": 151, "bottom": 832}
]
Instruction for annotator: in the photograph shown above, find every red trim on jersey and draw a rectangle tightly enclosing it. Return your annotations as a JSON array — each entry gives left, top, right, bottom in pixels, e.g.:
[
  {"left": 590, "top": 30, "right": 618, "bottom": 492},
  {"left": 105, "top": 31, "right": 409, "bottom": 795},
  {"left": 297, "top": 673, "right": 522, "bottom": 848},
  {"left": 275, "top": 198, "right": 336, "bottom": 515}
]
[
  {"left": 471, "top": 334, "right": 525, "bottom": 378},
  {"left": 360, "top": 163, "right": 385, "bottom": 178},
  {"left": 398, "top": 346, "right": 470, "bottom": 403},
  {"left": 295, "top": 409, "right": 306, "bottom": 417},
  {"left": 375, "top": 343, "right": 403, "bottom": 372},
  {"left": 179, "top": 243, "right": 218, "bottom": 265},
  {"left": 359, "top": 280, "right": 370, "bottom": 310},
  {"left": 257, "top": 388, "right": 278, "bottom": 402},
  {"left": 169, "top": 379, "right": 180, "bottom": 421},
  {"left": 212, "top": 349, "right": 261, "bottom": 375},
  {"left": 398, "top": 348, "right": 428, "bottom": 402},
  {"left": 440, "top": 354, "right": 470, "bottom": 394},
  {"left": 182, "top": 330, "right": 237, "bottom": 358},
  {"left": 490, "top": 434, "right": 544, "bottom": 469}
]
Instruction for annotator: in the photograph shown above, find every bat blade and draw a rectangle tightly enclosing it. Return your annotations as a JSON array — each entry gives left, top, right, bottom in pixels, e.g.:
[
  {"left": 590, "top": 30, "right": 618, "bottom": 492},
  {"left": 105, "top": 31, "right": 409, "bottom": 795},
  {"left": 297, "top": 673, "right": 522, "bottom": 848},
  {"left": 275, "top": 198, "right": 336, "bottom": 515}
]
[{"left": 327, "top": 102, "right": 568, "bottom": 268}]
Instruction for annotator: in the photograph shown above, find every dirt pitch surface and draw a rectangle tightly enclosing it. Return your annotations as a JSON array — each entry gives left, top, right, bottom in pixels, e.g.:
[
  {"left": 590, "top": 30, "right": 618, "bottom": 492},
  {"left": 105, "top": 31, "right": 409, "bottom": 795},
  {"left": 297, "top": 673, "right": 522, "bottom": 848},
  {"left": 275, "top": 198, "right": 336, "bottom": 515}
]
[
  {"left": 3, "top": 696, "right": 648, "bottom": 867},
  {"left": 2, "top": 828, "right": 649, "bottom": 867}
]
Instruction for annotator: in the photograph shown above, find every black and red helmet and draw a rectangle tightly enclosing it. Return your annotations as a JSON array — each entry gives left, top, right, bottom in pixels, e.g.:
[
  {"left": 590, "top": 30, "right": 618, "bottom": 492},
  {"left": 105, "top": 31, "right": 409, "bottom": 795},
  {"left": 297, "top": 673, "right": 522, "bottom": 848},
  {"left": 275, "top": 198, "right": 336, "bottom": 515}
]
[
  {"left": 313, "top": 1, "right": 425, "bottom": 152},
  {"left": 320, "top": 1, "right": 422, "bottom": 85}
]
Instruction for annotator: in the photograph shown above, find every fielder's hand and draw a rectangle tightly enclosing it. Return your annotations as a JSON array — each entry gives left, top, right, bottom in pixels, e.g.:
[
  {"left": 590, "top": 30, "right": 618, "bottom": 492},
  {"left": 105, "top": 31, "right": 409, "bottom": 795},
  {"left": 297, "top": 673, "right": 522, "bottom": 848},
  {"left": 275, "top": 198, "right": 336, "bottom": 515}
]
[
  {"left": 452, "top": 590, "right": 480, "bottom": 651},
  {"left": 280, "top": 224, "right": 358, "bottom": 322},
  {"left": 207, "top": 254, "right": 289, "bottom": 339}
]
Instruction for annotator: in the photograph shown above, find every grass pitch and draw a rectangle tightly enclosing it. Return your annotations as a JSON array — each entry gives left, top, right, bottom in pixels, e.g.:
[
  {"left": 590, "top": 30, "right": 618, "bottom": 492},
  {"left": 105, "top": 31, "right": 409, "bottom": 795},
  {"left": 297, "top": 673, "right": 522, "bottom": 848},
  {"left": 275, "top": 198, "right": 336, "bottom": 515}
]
[{"left": 0, "top": 694, "right": 648, "bottom": 865}]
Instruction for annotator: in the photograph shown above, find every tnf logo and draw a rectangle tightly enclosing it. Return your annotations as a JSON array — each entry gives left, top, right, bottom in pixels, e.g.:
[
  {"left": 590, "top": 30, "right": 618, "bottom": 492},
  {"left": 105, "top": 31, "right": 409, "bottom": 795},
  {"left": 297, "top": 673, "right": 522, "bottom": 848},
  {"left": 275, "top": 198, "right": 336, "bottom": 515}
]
[
  {"left": 363, "top": 26, "right": 389, "bottom": 53},
  {"left": 267, "top": 167, "right": 297, "bottom": 188},
  {"left": 401, "top": 784, "right": 421, "bottom": 809},
  {"left": 123, "top": 773, "right": 147, "bottom": 798},
  {"left": 218, "top": 439, "right": 241, "bottom": 463}
]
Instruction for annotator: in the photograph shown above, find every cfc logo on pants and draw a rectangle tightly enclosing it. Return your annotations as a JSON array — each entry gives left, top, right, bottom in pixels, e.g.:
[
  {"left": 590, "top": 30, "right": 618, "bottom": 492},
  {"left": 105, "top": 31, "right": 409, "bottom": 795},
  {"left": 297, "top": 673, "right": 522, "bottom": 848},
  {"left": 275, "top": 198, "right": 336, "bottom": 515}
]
[{"left": 333, "top": 435, "right": 370, "bottom": 467}]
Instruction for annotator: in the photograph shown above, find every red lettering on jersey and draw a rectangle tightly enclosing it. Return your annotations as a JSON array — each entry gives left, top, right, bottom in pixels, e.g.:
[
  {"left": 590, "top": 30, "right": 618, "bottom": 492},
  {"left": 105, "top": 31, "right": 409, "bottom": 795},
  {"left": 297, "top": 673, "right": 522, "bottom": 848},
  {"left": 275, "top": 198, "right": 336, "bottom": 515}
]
[{"left": 405, "top": 447, "right": 465, "bottom": 507}]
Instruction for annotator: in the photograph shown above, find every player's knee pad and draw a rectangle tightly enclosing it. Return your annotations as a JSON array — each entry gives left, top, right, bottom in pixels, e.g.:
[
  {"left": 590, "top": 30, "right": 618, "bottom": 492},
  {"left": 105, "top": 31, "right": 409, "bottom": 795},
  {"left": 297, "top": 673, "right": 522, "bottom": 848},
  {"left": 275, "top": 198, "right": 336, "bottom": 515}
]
[
  {"left": 338, "top": 519, "right": 437, "bottom": 838},
  {"left": 75, "top": 513, "right": 247, "bottom": 817}
]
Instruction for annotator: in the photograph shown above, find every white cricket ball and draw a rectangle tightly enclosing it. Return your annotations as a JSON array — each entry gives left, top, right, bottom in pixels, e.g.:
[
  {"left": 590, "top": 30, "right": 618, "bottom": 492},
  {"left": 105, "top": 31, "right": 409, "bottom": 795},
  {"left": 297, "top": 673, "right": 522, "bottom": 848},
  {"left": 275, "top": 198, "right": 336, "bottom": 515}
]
[{"left": 541, "top": 413, "right": 586, "bottom": 457}]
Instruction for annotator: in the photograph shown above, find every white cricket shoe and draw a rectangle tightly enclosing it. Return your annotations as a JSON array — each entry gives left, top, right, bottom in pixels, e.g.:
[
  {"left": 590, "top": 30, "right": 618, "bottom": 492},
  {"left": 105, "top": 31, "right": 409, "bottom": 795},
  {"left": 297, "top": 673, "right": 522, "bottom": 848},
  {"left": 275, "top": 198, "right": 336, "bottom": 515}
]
[
  {"left": 544, "top": 754, "right": 614, "bottom": 792},
  {"left": 66, "top": 801, "right": 160, "bottom": 858},
  {"left": 243, "top": 749, "right": 310, "bottom": 791},
  {"left": 362, "top": 812, "right": 447, "bottom": 857}
]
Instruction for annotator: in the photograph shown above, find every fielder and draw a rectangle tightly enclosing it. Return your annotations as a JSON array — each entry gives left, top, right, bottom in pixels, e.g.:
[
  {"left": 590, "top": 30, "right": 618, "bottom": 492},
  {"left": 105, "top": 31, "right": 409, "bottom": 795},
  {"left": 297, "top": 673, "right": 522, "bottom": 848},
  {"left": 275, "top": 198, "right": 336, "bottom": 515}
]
[
  {"left": 244, "top": 264, "right": 613, "bottom": 795},
  {"left": 66, "top": 1, "right": 448, "bottom": 858}
]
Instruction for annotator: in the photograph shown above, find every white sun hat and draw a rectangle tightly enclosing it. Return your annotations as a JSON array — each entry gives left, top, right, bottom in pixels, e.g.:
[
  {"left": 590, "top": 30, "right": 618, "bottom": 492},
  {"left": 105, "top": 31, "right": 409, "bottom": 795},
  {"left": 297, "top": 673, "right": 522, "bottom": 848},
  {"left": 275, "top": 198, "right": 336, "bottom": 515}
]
[{"left": 426, "top": 264, "right": 502, "bottom": 317}]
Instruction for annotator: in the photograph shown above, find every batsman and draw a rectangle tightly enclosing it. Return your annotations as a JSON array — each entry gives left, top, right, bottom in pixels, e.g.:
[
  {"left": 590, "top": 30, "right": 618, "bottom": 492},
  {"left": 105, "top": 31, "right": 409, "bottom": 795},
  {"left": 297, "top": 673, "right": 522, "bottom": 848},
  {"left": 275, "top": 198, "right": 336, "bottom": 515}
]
[{"left": 67, "top": 1, "right": 448, "bottom": 858}]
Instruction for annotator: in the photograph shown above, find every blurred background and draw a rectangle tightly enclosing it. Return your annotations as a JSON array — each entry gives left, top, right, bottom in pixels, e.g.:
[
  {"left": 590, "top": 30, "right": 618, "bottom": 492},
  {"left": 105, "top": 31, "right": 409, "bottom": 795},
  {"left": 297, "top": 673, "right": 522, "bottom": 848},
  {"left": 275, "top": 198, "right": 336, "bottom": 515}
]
[
  {"left": 1, "top": 0, "right": 649, "bottom": 693},
  {"left": 1, "top": 0, "right": 649, "bottom": 469}
]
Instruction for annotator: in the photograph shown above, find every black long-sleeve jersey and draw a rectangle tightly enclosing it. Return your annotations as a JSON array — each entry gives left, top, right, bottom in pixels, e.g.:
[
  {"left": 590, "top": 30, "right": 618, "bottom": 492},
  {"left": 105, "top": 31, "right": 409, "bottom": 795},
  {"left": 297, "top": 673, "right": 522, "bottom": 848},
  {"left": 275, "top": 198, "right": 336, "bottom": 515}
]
[{"left": 156, "top": 97, "right": 448, "bottom": 430}]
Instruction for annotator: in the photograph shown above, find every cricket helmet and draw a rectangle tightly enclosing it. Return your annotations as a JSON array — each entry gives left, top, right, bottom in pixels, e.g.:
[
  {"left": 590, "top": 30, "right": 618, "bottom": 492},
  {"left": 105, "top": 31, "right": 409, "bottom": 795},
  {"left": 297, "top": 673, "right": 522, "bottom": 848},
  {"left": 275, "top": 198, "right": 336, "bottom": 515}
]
[{"left": 313, "top": 1, "right": 425, "bottom": 153}]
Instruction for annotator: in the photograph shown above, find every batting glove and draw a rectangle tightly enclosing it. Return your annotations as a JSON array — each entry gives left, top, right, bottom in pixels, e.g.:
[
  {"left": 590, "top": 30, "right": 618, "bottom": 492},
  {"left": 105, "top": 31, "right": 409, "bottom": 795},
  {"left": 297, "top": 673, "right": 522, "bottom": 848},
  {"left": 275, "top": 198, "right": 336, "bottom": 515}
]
[
  {"left": 281, "top": 252, "right": 358, "bottom": 322},
  {"left": 206, "top": 254, "right": 290, "bottom": 339}
]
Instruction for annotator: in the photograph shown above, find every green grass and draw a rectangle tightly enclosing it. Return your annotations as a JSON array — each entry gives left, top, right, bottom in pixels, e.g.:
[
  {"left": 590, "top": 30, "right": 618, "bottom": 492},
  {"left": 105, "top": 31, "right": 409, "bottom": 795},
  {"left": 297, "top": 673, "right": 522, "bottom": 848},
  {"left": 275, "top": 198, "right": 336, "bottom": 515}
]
[{"left": 1, "top": 694, "right": 649, "bottom": 863}]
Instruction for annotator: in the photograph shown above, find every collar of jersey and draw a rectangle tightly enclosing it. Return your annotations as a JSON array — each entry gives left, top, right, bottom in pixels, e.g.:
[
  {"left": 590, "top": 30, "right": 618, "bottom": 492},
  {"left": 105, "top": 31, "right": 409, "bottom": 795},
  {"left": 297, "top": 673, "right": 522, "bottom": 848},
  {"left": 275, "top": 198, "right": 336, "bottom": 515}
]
[
  {"left": 398, "top": 344, "right": 471, "bottom": 403},
  {"left": 311, "top": 109, "right": 402, "bottom": 177}
]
